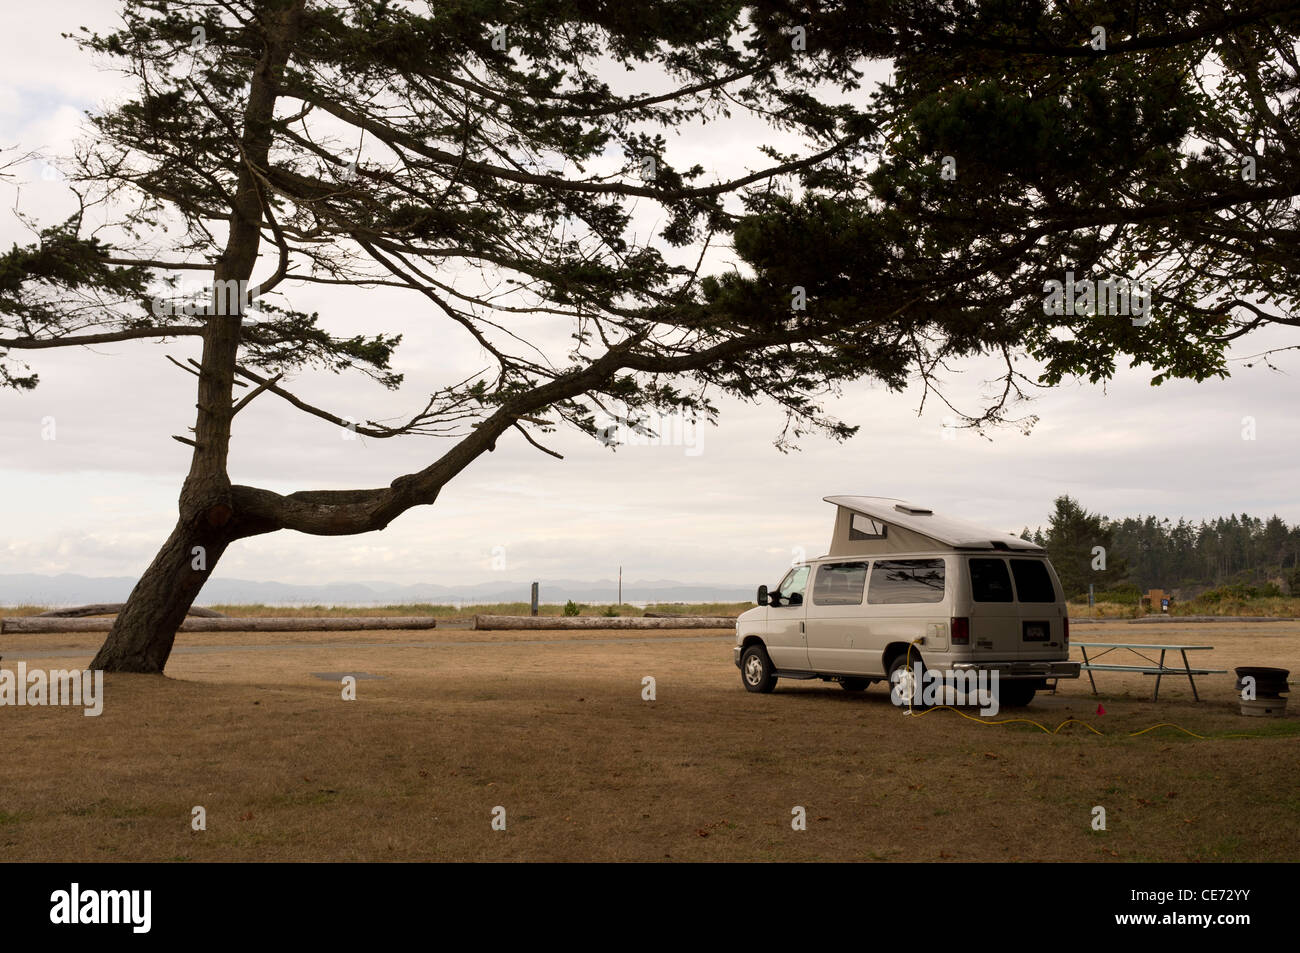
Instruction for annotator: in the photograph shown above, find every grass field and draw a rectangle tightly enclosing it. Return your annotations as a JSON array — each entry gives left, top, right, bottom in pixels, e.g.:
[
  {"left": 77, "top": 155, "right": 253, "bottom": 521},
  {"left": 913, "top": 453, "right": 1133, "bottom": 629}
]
[{"left": 1, "top": 619, "right": 1296, "bottom": 861}]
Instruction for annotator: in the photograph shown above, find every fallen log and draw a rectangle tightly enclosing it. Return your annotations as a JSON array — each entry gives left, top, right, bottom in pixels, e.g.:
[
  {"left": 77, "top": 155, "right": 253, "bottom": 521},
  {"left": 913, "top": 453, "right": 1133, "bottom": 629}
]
[
  {"left": 1128, "top": 615, "right": 1296, "bottom": 623},
  {"left": 474, "top": 614, "right": 734, "bottom": 630},
  {"left": 643, "top": 611, "right": 739, "bottom": 618},
  {"left": 35, "top": 603, "right": 226, "bottom": 619},
  {"left": 1, "top": 616, "right": 437, "bottom": 634}
]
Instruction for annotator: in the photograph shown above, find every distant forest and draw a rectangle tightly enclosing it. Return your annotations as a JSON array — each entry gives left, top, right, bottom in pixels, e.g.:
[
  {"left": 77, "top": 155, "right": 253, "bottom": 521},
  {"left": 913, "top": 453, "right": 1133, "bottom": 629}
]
[{"left": 1022, "top": 497, "right": 1300, "bottom": 600}]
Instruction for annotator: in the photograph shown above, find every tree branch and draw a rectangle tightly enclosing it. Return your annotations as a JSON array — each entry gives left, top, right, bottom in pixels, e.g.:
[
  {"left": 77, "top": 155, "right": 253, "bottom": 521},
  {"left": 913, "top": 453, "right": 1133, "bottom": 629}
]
[{"left": 0, "top": 326, "right": 205, "bottom": 349}]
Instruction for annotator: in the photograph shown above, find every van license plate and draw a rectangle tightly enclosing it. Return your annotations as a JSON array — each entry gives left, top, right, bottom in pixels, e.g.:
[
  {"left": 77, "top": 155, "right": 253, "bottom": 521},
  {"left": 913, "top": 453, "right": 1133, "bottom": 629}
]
[{"left": 1022, "top": 622, "right": 1049, "bottom": 642}]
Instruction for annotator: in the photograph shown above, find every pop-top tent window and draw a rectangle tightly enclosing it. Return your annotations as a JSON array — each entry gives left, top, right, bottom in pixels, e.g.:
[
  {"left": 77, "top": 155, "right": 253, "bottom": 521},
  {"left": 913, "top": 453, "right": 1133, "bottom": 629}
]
[{"left": 848, "top": 514, "right": 887, "bottom": 540}]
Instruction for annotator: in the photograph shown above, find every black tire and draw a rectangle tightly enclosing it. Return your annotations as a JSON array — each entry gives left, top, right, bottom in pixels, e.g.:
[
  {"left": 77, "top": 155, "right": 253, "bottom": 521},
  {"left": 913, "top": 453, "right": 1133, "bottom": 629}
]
[
  {"left": 997, "top": 681, "right": 1037, "bottom": 707},
  {"left": 888, "top": 651, "right": 928, "bottom": 709},
  {"left": 740, "top": 644, "right": 778, "bottom": 693},
  {"left": 839, "top": 677, "right": 871, "bottom": 691}
]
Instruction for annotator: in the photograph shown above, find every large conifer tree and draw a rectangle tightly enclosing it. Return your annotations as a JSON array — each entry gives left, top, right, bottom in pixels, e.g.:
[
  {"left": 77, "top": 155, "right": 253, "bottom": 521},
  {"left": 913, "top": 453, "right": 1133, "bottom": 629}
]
[{"left": 3, "top": 0, "right": 1299, "bottom": 671}]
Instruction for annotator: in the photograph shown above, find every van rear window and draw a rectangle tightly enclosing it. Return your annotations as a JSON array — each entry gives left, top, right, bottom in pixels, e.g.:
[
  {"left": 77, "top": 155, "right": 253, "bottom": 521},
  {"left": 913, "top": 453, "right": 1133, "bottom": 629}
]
[
  {"left": 813, "top": 562, "right": 868, "bottom": 605},
  {"left": 867, "top": 559, "right": 945, "bottom": 604},
  {"left": 969, "top": 558, "right": 1014, "bottom": 602},
  {"left": 1010, "top": 559, "right": 1057, "bottom": 602}
]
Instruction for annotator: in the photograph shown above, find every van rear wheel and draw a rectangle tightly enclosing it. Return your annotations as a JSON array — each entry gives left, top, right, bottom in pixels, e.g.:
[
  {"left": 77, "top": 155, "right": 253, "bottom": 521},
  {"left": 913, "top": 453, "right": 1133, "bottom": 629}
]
[
  {"left": 741, "top": 645, "right": 778, "bottom": 694},
  {"left": 888, "top": 652, "right": 928, "bottom": 709},
  {"left": 998, "top": 682, "right": 1037, "bottom": 707}
]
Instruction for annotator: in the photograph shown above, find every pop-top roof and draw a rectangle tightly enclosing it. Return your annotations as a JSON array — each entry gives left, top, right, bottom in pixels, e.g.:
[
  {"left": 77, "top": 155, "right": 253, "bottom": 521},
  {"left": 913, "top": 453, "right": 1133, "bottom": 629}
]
[{"left": 823, "top": 495, "right": 1042, "bottom": 552}]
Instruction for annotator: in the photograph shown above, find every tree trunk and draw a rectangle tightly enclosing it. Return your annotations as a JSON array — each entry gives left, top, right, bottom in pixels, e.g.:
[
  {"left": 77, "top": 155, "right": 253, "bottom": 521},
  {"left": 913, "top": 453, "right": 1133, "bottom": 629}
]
[
  {"left": 88, "top": 0, "right": 305, "bottom": 675},
  {"left": 90, "top": 518, "right": 234, "bottom": 673}
]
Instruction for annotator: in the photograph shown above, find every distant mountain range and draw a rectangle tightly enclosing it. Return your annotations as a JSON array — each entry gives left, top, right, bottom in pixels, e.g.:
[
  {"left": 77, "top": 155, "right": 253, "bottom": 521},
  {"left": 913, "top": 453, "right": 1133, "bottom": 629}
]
[{"left": 0, "top": 573, "right": 754, "bottom": 607}]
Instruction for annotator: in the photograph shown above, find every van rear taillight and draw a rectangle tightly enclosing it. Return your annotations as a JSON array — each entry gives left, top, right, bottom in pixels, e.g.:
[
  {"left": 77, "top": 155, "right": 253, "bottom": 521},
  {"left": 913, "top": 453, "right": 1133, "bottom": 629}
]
[
  {"left": 1064, "top": 616, "right": 1070, "bottom": 644},
  {"left": 951, "top": 616, "right": 970, "bottom": 645}
]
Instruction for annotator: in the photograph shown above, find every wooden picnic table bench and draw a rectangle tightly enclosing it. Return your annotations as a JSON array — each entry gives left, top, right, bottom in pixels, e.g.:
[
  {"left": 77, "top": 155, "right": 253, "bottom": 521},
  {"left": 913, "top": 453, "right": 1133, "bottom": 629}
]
[{"left": 1071, "top": 642, "right": 1227, "bottom": 701}]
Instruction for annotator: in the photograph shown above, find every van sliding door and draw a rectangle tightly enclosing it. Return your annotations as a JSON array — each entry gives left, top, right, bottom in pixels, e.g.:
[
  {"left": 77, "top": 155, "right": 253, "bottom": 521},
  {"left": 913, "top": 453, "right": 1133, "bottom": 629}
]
[{"left": 805, "top": 562, "right": 873, "bottom": 675}]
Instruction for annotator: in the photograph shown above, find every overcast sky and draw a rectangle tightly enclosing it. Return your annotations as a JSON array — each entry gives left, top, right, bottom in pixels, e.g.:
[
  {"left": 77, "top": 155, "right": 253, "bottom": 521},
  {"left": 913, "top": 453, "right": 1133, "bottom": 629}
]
[{"left": 2, "top": 2, "right": 1297, "bottom": 594}]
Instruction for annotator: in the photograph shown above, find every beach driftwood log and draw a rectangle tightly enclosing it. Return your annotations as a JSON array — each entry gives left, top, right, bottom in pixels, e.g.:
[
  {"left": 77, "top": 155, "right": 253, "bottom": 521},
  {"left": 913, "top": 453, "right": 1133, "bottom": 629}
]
[
  {"left": 1, "top": 616, "right": 437, "bottom": 634},
  {"left": 474, "top": 614, "right": 734, "bottom": 630}
]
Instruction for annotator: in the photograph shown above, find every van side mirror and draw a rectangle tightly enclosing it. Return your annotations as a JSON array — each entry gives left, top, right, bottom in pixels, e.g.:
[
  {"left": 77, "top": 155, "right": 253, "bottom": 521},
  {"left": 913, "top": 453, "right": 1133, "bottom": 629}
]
[{"left": 757, "top": 585, "right": 769, "bottom": 606}]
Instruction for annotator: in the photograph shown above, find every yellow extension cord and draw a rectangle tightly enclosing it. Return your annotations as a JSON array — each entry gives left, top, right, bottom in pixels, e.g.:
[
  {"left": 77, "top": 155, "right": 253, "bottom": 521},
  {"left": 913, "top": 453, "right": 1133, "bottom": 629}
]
[{"left": 898, "top": 641, "right": 1261, "bottom": 740}]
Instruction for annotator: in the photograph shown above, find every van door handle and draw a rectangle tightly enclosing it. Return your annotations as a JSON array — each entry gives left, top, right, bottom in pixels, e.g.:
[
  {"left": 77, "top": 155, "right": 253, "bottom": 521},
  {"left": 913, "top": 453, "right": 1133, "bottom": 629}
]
[{"left": 800, "top": 622, "right": 805, "bottom": 634}]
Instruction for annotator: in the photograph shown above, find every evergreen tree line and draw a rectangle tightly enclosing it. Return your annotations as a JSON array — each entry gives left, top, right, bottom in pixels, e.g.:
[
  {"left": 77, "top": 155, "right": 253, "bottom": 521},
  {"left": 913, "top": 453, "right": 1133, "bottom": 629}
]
[{"left": 1022, "top": 497, "right": 1300, "bottom": 601}]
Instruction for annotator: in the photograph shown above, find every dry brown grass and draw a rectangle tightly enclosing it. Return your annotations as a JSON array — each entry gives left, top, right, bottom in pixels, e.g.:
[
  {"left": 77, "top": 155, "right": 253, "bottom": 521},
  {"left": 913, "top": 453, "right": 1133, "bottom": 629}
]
[
  {"left": 1067, "top": 600, "right": 1145, "bottom": 619},
  {"left": 0, "top": 621, "right": 1296, "bottom": 861},
  {"left": 1068, "top": 599, "right": 1300, "bottom": 619}
]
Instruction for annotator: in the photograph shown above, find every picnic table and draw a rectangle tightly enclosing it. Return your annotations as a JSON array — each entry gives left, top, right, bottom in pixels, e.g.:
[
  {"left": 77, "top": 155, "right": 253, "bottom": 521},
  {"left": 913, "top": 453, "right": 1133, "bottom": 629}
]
[{"left": 1071, "top": 642, "right": 1227, "bottom": 701}]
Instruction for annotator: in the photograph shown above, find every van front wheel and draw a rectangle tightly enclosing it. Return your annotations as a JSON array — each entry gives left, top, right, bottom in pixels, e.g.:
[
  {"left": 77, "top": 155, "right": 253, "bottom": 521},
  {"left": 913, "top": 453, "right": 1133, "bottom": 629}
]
[{"left": 741, "top": 645, "right": 778, "bottom": 693}]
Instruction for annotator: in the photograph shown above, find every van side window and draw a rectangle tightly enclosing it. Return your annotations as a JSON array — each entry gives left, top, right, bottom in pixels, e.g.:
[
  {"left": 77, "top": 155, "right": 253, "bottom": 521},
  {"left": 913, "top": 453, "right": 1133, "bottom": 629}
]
[
  {"left": 867, "top": 559, "right": 945, "bottom": 604},
  {"left": 1010, "top": 559, "right": 1057, "bottom": 602},
  {"left": 812, "top": 562, "right": 869, "bottom": 606},
  {"left": 776, "top": 565, "right": 810, "bottom": 603},
  {"left": 969, "top": 558, "right": 1014, "bottom": 602}
]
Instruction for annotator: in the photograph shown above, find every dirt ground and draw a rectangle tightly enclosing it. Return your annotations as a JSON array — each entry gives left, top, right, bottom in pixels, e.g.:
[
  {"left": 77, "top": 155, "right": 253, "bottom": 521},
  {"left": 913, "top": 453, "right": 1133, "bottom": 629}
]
[{"left": 0, "top": 620, "right": 1296, "bottom": 861}]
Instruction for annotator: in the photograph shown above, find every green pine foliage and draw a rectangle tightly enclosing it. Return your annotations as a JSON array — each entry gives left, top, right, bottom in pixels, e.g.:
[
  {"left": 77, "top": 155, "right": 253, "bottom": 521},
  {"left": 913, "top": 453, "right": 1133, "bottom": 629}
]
[{"left": 1030, "top": 497, "right": 1300, "bottom": 598}]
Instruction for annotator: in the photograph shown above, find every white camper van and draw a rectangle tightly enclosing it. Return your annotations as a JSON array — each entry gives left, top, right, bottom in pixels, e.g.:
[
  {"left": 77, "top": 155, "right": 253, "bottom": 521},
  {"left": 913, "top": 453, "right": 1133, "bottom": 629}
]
[{"left": 733, "top": 496, "right": 1081, "bottom": 707}]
